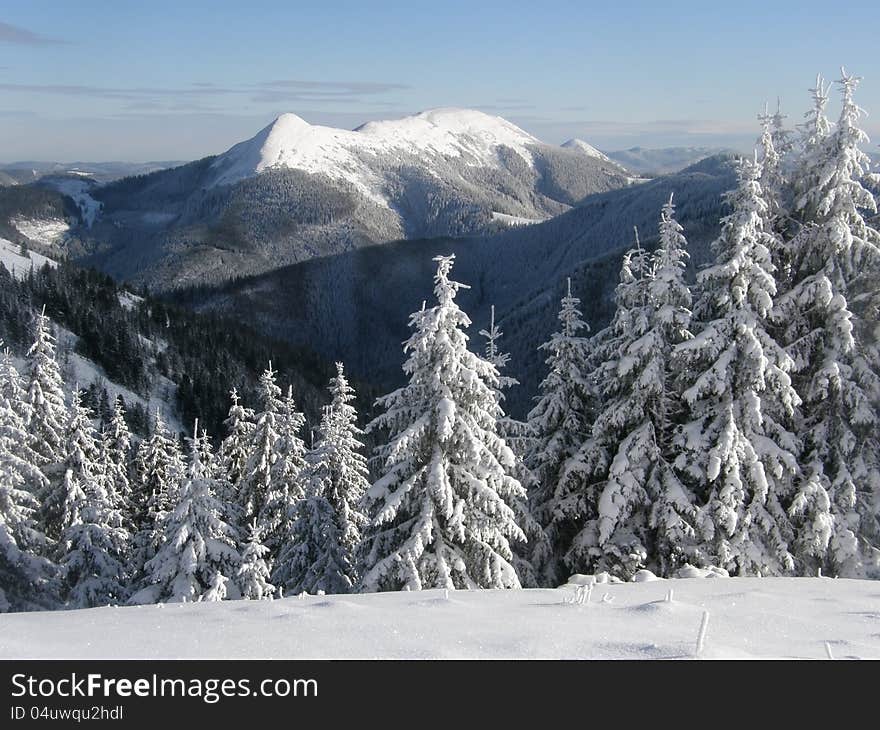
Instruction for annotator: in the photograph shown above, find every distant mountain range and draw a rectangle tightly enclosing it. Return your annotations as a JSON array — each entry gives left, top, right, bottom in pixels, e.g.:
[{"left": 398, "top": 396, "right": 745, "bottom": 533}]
[
  {"left": 0, "top": 161, "right": 186, "bottom": 185},
  {"left": 603, "top": 146, "right": 737, "bottom": 175},
  {"left": 66, "top": 108, "right": 640, "bottom": 289},
  {"left": 0, "top": 110, "right": 740, "bottom": 415}
]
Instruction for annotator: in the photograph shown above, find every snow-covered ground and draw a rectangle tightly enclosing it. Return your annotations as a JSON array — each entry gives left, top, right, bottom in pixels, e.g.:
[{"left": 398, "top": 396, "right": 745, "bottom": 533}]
[
  {"left": 491, "top": 211, "right": 544, "bottom": 227},
  {"left": 11, "top": 216, "right": 70, "bottom": 245},
  {"left": 1, "top": 577, "right": 877, "bottom": 659},
  {"left": 53, "top": 325, "right": 184, "bottom": 435},
  {"left": 0, "top": 237, "right": 57, "bottom": 278},
  {"left": 117, "top": 290, "right": 144, "bottom": 310}
]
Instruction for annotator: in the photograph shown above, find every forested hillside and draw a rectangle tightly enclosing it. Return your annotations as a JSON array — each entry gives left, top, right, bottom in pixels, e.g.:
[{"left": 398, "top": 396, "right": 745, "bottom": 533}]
[
  {"left": 170, "top": 155, "right": 736, "bottom": 417},
  {"left": 0, "top": 261, "right": 343, "bottom": 439}
]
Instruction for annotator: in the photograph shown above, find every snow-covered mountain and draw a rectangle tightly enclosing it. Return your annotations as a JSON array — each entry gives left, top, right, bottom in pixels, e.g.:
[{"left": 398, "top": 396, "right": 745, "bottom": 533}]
[
  {"left": 76, "top": 109, "right": 633, "bottom": 288},
  {"left": 209, "top": 108, "right": 544, "bottom": 206},
  {"left": 0, "top": 160, "right": 184, "bottom": 185},
  {"left": 561, "top": 138, "right": 614, "bottom": 163}
]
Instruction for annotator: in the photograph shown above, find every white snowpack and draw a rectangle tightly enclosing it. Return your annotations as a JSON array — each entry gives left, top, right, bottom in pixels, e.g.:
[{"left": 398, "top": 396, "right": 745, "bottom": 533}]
[
  {"left": 491, "top": 211, "right": 544, "bottom": 227},
  {"left": 11, "top": 217, "right": 70, "bottom": 246},
  {"left": 117, "top": 291, "right": 144, "bottom": 310},
  {"left": 52, "top": 325, "right": 184, "bottom": 436},
  {"left": 561, "top": 138, "right": 613, "bottom": 163},
  {"left": 1, "top": 578, "right": 877, "bottom": 659},
  {"left": 0, "top": 237, "right": 57, "bottom": 279},
  {"left": 210, "top": 108, "right": 540, "bottom": 208}
]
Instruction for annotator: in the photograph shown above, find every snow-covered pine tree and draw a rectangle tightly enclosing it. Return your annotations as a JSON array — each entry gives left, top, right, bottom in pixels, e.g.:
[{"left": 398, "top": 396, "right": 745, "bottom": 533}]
[
  {"left": 0, "top": 346, "right": 49, "bottom": 554},
  {"left": 526, "top": 279, "right": 600, "bottom": 585},
  {"left": 273, "top": 363, "right": 367, "bottom": 595},
  {"left": 480, "top": 306, "right": 545, "bottom": 587},
  {"left": 573, "top": 204, "right": 698, "bottom": 579},
  {"left": 237, "top": 521, "right": 275, "bottom": 600},
  {"left": 359, "top": 255, "right": 525, "bottom": 592},
  {"left": 791, "top": 75, "right": 834, "bottom": 224},
  {"left": 141, "top": 423, "right": 239, "bottom": 603},
  {"left": 0, "top": 347, "right": 30, "bottom": 425},
  {"left": 40, "top": 388, "right": 101, "bottom": 542},
  {"left": 129, "top": 410, "right": 184, "bottom": 586},
  {"left": 101, "top": 395, "right": 134, "bottom": 531},
  {"left": 237, "top": 366, "right": 282, "bottom": 542},
  {"left": 218, "top": 387, "right": 255, "bottom": 505},
  {"left": 674, "top": 157, "right": 800, "bottom": 576},
  {"left": 479, "top": 306, "right": 534, "bottom": 455},
  {"left": 646, "top": 202, "right": 700, "bottom": 574},
  {"left": 569, "top": 232, "right": 655, "bottom": 577},
  {"left": 757, "top": 105, "right": 793, "bottom": 279},
  {"left": 24, "top": 308, "right": 68, "bottom": 476},
  {"left": 53, "top": 391, "right": 129, "bottom": 606},
  {"left": 262, "top": 383, "right": 307, "bottom": 553},
  {"left": 778, "top": 70, "right": 880, "bottom": 575},
  {"left": 771, "top": 98, "right": 795, "bottom": 159},
  {"left": 0, "top": 520, "right": 57, "bottom": 612}
]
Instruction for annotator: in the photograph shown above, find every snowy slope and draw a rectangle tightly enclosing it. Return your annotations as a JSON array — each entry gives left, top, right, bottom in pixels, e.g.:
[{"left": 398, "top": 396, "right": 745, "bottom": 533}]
[
  {"left": 39, "top": 177, "right": 103, "bottom": 227},
  {"left": 1, "top": 578, "right": 877, "bottom": 659},
  {"left": 209, "top": 108, "right": 539, "bottom": 206},
  {"left": 53, "top": 325, "right": 183, "bottom": 436},
  {"left": 10, "top": 217, "right": 70, "bottom": 245},
  {"left": 561, "top": 138, "right": 613, "bottom": 163},
  {"left": 0, "top": 237, "right": 57, "bottom": 278}
]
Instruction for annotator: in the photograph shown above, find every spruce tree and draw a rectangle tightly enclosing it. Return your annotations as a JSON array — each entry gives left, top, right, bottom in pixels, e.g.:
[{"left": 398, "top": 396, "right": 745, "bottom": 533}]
[
  {"left": 526, "top": 279, "right": 600, "bottom": 585},
  {"left": 130, "top": 411, "right": 184, "bottom": 586},
  {"left": 41, "top": 389, "right": 101, "bottom": 542},
  {"left": 24, "top": 308, "right": 68, "bottom": 475},
  {"left": 779, "top": 70, "right": 880, "bottom": 575},
  {"left": 575, "top": 205, "right": 698, "bottom": 578},
  {"left": 101, "top": 396, "right": 134, "bottom": 531},
  {"left": 218, "top": 387, "right": 255, "bottom": 509},
  {"left": 0, "top": 347, "right": 49, "bottom": 553},
  {"left": 238, "top": 366, "right": 282, "bottom": 541},
  {"left": 674, "top": 158, "right": 800, "bottom": 576},
  {"left": 237, "top": 521, "right": 275, "bottom": 600},
  {"left": 359, "top": 255, "right": 525, "bottom": 591},
  {"left": 274, "top": 363, "right": 367, "bottom": 594},
  {"left": 573, "top": 235, "right": 656, "bottom": 577},
  {"left": 263, "top": 383, "right": 307, "bottom": 553},
  {"left": 480, "top": 306, "right": 545, "bottom": 587},
  {"left": 54, "top": 392, "right": 129, "bottom": 606},
  {"left": 142, "top": 425, "right": 239, "bottom": 602}
]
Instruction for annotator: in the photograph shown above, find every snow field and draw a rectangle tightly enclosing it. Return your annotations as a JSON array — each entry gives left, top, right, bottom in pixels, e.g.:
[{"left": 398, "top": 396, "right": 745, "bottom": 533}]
[
  {"left": 1, "top": 577, "right": 877, "bottom": 659},
  {"left": 0, "top": 237, "right": 57, "bottom": 279}
]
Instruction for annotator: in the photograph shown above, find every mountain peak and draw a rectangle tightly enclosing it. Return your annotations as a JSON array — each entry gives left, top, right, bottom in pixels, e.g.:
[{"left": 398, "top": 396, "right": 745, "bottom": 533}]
[
  {"left": 561, "top": 138, "right": 611, "bottom": 162},
  {"left": 210, "top": 108, "right": 541, "bottom": 197}
]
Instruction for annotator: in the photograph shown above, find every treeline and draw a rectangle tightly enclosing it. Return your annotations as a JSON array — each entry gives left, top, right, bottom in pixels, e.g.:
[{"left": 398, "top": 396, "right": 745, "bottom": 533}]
[{"left": 0, "top": 261, "right": 337, "bottom": 438}]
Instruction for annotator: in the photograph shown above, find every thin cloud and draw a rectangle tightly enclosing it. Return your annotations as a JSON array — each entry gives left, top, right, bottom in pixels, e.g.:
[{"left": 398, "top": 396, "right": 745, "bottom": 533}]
[
  {"left": 0, "top": 78, "right": 410, "bottom": 108},
  {"left": 0, "top": 21, "right": 67, "bottom": 45},
  {"left": 259, "top": 80, "right": 410, "bottom": 94}
]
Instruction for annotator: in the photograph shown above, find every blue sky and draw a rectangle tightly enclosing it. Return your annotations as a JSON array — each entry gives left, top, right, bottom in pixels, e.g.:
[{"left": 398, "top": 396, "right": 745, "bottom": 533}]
[{"left": 1, "top": 1, "right": 878, "bottom": 161}]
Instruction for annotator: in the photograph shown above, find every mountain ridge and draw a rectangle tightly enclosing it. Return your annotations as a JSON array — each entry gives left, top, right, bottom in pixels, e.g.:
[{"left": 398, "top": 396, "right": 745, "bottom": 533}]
[{"left": 72, "top": 108, "right": 637, "bottom": 289}]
